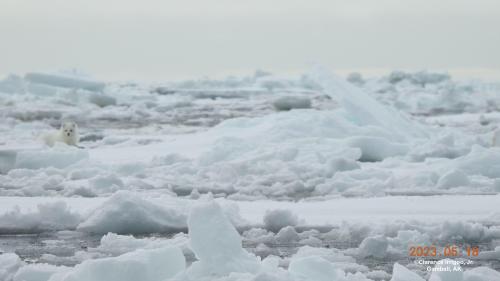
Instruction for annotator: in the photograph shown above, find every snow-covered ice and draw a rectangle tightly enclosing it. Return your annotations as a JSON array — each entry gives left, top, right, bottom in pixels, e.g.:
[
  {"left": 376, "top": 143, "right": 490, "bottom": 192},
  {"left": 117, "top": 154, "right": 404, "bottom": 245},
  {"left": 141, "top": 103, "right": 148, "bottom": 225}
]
[{"left": 1, "top": 68, "right": 500, "bottom": 280}]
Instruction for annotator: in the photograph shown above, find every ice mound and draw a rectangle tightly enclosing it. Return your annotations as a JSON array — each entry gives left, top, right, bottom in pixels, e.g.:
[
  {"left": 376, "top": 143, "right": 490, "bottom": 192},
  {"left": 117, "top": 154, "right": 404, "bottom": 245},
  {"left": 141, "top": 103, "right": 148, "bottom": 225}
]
[
  {"left": 387, "top": 70, "right": 450, "bottom": 86},
  {"left": 436, "top": 169, "right": 470, "bottom": 189},
  {"left": 0, "top": 150, "right": 17, "bottom": 174},
  {"left": 0, "top": 253, "right": 23, "bottom": 281},
  {"left": 88, "top": 93, "right": 116, "bottom": 107},
  {"left": 13, "top": 263, "right": 69, "bottom": 281},
  {"left": 77, "top": 191, "right": 187, "bottom": 234},
  {"left": 0, "top": 74, "right": 25, "bottom": 94},
  {"left": 309, "top": 67, "right": 428, "bottom": 140},
  {"left": 291, "top": 246, "right": 366, "bottom": 275},
  {"left": 429, "top": 259, "right": 463, "bottom": 281},
  {"left": 0, "top": 201, "right": 81, "bottom": 234},
  {"left": 288, "top": 256, "right": 345, "bottom": 281},
  {"left": 14, "top": 145, "right": 89, "bottom": 171},
  {"left": 346, "top": 136, "right": 409, "bottom": 162},
  {"left": 47, "top": 246, "right": 185, "bottom": 281},
  {"left": 288, "top": 253, "right": 372, "bottom": 281},
  {"left": 164, "top": 107, "right": 417, "bottom": 197},
  {"left": 147, "top": 69, "right": 437, "bottom": 198},
  {"left": 273, "top": 96, "right": 312, "bottom": 111},
  {"left": 463, "top": 267, "right": 500, "bottom": 281},
  {"left": 357, "top": 235, "right": 388, "bottom": 258},
  {"left": 390, "top": 263, "right": 424, "bottom": 281},
  {"left": 24, "top": 72, "right": 105, "bottom": 92},
  {"left": 184, "top": 200, "right": 261, "bottom": 278},
  {"left": 263, "top": 209, "right": 299, "bottom": 233},
  {"left": 454, "top": 145, "right": 500, "bottom": 178}
]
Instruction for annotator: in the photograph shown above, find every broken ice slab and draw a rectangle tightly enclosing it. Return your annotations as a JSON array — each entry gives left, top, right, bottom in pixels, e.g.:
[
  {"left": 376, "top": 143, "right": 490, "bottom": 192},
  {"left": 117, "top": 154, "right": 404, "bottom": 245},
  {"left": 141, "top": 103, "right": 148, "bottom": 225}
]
[
  {"left": 24, "top": 72, "right": 105, "bottom": 92},
  {"left": 0, "top": 145, "right": 89, "bottom": 174},
  {"left": 0, "top": 149, "right": 17, "bottom": 174}
]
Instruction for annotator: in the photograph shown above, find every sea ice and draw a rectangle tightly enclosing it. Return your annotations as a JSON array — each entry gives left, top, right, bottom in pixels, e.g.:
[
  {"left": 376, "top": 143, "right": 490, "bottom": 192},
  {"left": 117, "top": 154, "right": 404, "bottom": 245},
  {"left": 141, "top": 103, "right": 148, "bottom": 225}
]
[
  {"left": 184, "top": 200, "right": 261, "bottom": 278},
  {"left": 0, "top": 253, "right": 23, "bottom": 281},
  {"left": 389, "top": 263, "right": 424, "bottom": 281},
  {"left": 0, "top": 201, "right": 80, "bottom": 234},
  {"left": 24, "top": 72, "right": 105, "bottom": 92},
  {"left": 47, "top": 246, "right": 185, "bottom": 281},
  {"left": 77, "top": 191, "right": 187, "bottom": 234},
  {"left": 357, "top": 235, "right": 388, "bottom": 258},
  {"left": 273, "top": 96, "right": 312, "bottom": 111},
  {"left": 288, "top": 256, "right": 346, "bottom": 281},
  {"left": 263, "top": 209, "right": 299, "bottom": 233},
  {"left": 14, "top": 145, "right": 89, "bottom": 171}
]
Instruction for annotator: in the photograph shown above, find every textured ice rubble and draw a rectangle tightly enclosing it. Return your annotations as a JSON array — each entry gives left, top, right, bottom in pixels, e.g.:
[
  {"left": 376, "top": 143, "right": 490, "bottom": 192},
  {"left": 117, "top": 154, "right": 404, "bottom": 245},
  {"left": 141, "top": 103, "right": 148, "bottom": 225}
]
[
  {"left": 358, "top": 70, "right": 500, "bottom": 115},
  {"left": 4, "top": 200, "right": 500, "bottom": 281},
  {"left": 2, "top": 69, "right": 499, "bottom": 198},
  {"left": 148, "top": 75, "right": 429, "bottom": 197}
]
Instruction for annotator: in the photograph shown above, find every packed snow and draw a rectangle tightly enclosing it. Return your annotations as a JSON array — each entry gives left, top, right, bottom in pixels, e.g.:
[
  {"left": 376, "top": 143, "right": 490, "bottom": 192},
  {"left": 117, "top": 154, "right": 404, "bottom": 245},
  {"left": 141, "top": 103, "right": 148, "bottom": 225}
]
[{"left": 1, "top": 68, "right": 500, "bottom": 280}]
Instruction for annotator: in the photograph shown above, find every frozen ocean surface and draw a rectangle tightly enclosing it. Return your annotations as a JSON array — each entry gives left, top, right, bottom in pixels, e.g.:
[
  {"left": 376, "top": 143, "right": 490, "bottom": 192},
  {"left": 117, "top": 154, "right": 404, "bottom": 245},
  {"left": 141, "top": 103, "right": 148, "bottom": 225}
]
[{"left": 1, "top": 69, "right": 500, "bottom": 280}]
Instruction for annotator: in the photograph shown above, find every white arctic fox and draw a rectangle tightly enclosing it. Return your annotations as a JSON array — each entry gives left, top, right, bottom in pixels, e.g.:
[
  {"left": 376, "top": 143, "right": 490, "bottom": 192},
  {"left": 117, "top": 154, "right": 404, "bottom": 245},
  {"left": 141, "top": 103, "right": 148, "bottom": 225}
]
[{"left": 42, "top": 121, "right": 80, "bottom": 147}]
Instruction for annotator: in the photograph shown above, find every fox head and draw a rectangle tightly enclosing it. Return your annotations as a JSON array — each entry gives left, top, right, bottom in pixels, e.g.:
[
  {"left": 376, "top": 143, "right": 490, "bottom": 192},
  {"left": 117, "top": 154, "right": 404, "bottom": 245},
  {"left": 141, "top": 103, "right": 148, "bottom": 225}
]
[{"left": 61, "top": 121, "right": 78, "bottom": 139}]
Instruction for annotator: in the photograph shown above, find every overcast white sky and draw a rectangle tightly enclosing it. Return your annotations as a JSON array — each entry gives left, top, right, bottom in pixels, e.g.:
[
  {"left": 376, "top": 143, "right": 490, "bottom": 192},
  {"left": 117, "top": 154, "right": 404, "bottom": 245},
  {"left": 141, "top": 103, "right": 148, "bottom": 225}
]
[{"left": 1, "top": 0, "right": 499, "bottom": 81}]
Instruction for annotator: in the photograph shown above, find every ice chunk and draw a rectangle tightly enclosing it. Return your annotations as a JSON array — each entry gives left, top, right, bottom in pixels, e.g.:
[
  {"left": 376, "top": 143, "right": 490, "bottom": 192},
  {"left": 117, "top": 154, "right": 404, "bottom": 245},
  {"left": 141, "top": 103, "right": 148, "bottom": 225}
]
[
  {"left": 272, "top": 96, "right": 312, "bottom": 111},
  {"left": 358, "top": 235, "right": 388, "bottom": 258},
  {"left": 88, "top": 93, "right": 117, "bottom": 107},
  {"left": 88, "top": 173, "right": 124, "bottom": 194},
  {"left": 437, "top": 169, "right": 470, "bottom": 189},
  {"left": 464, "top": 266, "right": 500, "bottom": 281},
  {"left": 327, "top": 158, "right": 360, "bottom": 176},
  {"left": 388, "top": 71, "right": 409, "bottom": 84},
  {"left": 24, "top": 72, "right": 105, "bottom": 92},
  {"left": 0, "top": 74, "right": 25, "bottom": 94},
  {"left": 346, "top": 136, "right": 409, "bottom": 162},
  {"left": 429, "top": 259, "right": 463, "bottom": 281},
  {"left": 455, "top": 145, "right": 500, "bottom": 178},
  {"left": 77, "top": 191, "right": 187, "bottom": 234},
  {"left": 293, "top": 246, "right": 355, "bottom": 263},
  {"left": 288, "top": 256, "right": 345, "bottom": 281},
  {"left": 0, "top": 202, "right": 81, "bottom": 234},
  {"left": 388, "top": 230, "right": 430, "bottom": 252},
  {"left": 14, "top": 263, "right": 69, "bottom": 281},
  {"left": 47, "top": 246, "right": 185, "bottom": 281},
  {"left": 263, "top": 209, "right": 299, "bottom": 232},
  {"left": 275, "top": 226, "right": 300, "bottom": 244},
  {"left": 410, "top": 71, "right": 450, "bottom": 86},
  {"left": 390, "top": 263, "right": 424, "bottom": 281},
  {"left": 309, "top": 66, "right": 428, "bottom": 140},
  {"left": 0, "top": 149, "right": 17, "bottom": 174},
  {"left": 439, "top": 221, "right": 486, "bottom": 241},
  {"left": 186, "top": 200, "right": 260, "bottom": 277},
  {"left": 347, "top": 72, "right": 364, "bottom": 85},
  {"left": 15, "top": 145, "right": 89, "bottom": 170},
  {"left": 0, "top": 253, "right": 23, "bottom": 281}
]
